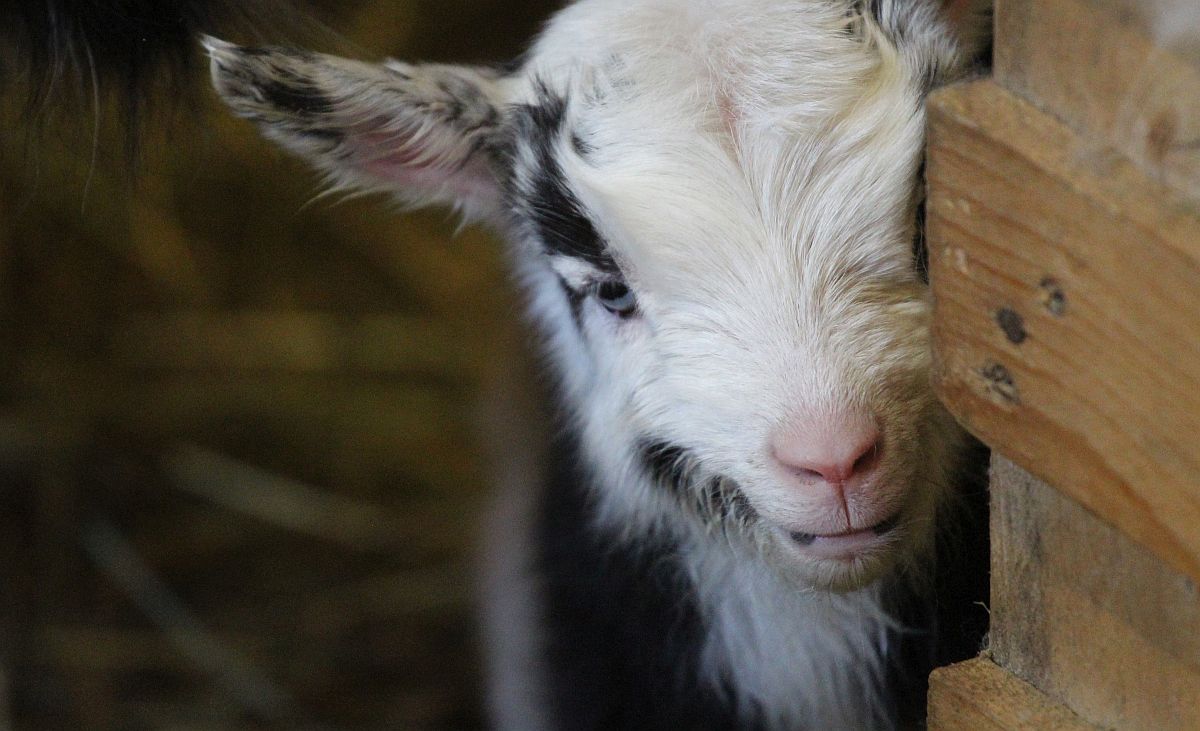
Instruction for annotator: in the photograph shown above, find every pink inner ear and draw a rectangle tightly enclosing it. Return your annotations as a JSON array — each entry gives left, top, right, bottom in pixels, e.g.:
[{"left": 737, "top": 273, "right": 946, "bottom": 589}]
[
  {"left": 346, "top": 120, "right": 500, "bottom": 207},
  {"left": 361, "top": 153, "right": 499, "bottom": 203}
]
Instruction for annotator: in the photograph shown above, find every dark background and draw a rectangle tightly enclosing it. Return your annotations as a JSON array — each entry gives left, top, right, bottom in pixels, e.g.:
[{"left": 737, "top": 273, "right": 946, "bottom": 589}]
[{"left": 0, "top": 1, "right": 562, "bottom": 727}]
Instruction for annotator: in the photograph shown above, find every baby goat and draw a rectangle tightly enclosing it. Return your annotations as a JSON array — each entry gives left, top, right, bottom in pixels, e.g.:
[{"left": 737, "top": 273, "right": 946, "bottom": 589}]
[{"left": 208, "top": 1, "right": 990, "bottom": 728}]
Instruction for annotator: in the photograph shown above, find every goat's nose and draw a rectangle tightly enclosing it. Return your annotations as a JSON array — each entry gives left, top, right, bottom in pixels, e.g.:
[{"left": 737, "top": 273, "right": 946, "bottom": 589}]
[{"left": 771, "top": 412, "right": 881, "bottom": 485}]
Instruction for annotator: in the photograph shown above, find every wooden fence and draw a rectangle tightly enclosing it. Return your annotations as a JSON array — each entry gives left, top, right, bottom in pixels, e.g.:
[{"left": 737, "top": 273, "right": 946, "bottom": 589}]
[{"left": 926, "top": 1, "right": 1200, "bottom": 728}]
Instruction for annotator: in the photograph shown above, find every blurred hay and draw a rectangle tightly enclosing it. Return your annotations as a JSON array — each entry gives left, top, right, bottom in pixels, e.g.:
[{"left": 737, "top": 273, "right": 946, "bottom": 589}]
[
  {"left": 80, "top": 519, "right": 295, "bottom": 722},
  {"left": 0, "top": 1, "right": 561, "bottom": 728},
  {"left": 162, "top": 444, "right": 406, "bottom": 551}
]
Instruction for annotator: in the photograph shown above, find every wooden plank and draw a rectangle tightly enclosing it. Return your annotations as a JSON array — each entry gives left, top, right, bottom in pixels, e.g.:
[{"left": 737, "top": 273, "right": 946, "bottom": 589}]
[
  {"left": 926, "top": 78, "right": 1200, "bottom": 582},
  {"left": 989, "top": 455, "right": 1200, "bottom": 730},
  {"left": 995, "top": 0, "right": 1200, "bottom": 200},
  {"left": 928, "top": 657, "right": 1098, "bottom": 731}
]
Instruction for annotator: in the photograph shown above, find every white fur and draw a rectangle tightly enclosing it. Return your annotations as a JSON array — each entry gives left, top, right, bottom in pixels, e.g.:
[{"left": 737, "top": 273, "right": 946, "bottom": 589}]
[
  {"left": 513, "top": 0, "right": 972, "bottom": 583},
  {"left": 208, "top": 2, "right": 988, "bottom": 728},
  {"left": 689, "top": 537, "right": 897, "bottom": 728},
  {"left": 502, "top": 4, "right": 976, "bottom": 724}
]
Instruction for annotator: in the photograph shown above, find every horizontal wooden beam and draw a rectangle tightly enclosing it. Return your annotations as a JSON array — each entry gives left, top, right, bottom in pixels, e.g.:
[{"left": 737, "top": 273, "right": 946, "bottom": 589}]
[
  {"left": 928, "top": 657, "right": 1098, "bottom": 731},
  {"left": 926, "top": 79, "right": 1200, "bottom": 582}
]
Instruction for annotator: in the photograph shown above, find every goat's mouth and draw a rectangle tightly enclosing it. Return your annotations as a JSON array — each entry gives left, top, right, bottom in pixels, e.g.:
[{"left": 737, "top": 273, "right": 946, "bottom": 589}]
[
  {"left": 785, "top": 512, "right": 902, "bottom": 561},
  {"left": 789, "top": 512, "right": 900, "bottom": 545}
]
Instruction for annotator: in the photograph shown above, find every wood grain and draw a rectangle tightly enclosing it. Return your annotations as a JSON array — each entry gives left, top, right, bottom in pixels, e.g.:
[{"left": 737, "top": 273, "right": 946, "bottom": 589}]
[
  {"left": 927, "top": 657, "right": 1098, "bottom": 731},
  {"left": 996, "top": 0, "right": 1200, "bottom": 200},
  {"left": 926, "top": 78, "right": 1200, "bottom": 582},
  {"left": 989, "top": 455, "right": 1200, "bottom": 730}
]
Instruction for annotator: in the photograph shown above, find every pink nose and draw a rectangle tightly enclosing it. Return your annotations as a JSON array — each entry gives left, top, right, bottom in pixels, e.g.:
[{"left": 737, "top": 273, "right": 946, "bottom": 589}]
[{"left": 771, "top": 411, "right": 881, "bottom": 485}]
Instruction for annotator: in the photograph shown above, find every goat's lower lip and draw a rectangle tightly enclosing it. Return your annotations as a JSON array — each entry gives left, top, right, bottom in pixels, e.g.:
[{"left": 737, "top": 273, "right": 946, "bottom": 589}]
[{"left": 788, "top": 513, "right": 901, "bottom": 558}]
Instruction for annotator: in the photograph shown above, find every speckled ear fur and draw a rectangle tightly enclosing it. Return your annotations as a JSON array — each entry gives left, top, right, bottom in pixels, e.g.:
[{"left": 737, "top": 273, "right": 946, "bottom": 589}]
[{"left": 205, "top": 36, "right": 512, "bottom": 220}]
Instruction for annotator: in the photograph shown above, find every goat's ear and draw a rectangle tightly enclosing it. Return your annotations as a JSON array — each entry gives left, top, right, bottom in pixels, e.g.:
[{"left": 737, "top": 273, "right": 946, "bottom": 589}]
[{"left": 204, "top": 37, "right": 510, "bottom": 220}]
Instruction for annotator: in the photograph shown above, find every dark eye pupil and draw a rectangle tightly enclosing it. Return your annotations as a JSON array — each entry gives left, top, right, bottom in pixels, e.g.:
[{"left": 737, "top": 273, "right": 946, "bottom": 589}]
[{"left": 596, "top": 280, "right": 637, "bottom": 316}]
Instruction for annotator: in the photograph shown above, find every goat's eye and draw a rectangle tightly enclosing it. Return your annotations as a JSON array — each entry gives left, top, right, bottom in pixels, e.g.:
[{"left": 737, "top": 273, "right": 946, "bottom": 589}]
[{"left": 595, "top": 280, "right": 637, "bottom": 317}]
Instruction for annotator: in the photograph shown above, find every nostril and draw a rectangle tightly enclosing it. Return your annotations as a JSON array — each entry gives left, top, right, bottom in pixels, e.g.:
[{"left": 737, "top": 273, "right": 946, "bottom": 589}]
[
  {"left": 771, "top": 415, "right": 881, "bottom": 485},
  {"left": 851, "top": 440, "right": 880, "bottom": 475}
]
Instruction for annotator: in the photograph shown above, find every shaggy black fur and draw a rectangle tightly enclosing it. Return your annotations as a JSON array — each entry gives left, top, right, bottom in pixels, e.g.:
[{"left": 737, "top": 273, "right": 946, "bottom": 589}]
[
  {"left": 537, "top": 430, "right": 751, "bottom": 730},
  {"left": 0, "top": 0, "right": 308, "bottom": 133}
]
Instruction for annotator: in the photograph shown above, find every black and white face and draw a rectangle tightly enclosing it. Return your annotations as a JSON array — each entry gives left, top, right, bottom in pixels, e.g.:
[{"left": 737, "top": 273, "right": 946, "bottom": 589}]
[{"left": 208, "top": 0, "right": 985, "bottom": 592}]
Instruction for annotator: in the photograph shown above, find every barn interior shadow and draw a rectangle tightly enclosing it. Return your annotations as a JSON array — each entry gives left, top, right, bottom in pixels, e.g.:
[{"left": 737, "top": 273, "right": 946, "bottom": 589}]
[{"left": 0, "top": 1, "right": 561, "bottom": 728}]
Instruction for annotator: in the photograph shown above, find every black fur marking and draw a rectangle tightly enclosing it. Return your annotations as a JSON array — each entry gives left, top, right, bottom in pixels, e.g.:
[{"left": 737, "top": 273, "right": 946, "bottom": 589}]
[
  {"left": 637, "top": 439, "right": 758, "bottom": 526},
  {"left": 436, "top": 78, "right": 468, "bottom": 121},
  {"left": 509, "top": 85, "right": 618, "bottom": 274},
  {"left": 397, "top": 71, "right": 502, "bottom": 163},
  {"left": 639, "top": 440, "right": 690, "bottom": 497},
  {"left": 725, "top": 487, "right": 759, "bottom": 524},
  {"left": 258, "top": 78, "right": 333, "bottom": 116},
  {"left": 236, "top": 46, "right": 278, "bottom": 57},
  {"left": 571, "top": 131, "right": 594, "bottom": 157},
  {"left": 537, "top": 429, "right": 749, "bottom": 730},
  {"left": 297, "top": 126, "right": 343, "bottom": 143},
  {"left": 557, "top": 275, "right": 585, "bottom": 330}
]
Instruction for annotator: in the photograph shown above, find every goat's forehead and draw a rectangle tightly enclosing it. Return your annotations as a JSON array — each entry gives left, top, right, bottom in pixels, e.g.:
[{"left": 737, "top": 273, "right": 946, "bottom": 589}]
[
  {"left": 507, "top": 88, "right": 925, "bottom": 296},
  {"left": 506, "top": 0, "right": 936, "bottom": 299},
  {"left": 526, "top": 0, "right": 885, "bottom": 131}
]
